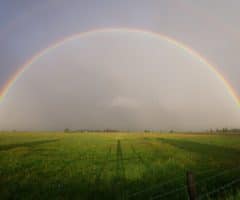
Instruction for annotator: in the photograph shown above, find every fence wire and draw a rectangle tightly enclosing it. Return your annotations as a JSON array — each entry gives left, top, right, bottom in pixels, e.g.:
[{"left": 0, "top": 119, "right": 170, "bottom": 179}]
[
  {"left": 128, "top": 165, "right": 240, "bottom": 200},
  {"left": 128, "top": 166, "right": 226, "bottom": 198},
  {"left": 197, "top": 177, "right": 240, "bottom": 200}
]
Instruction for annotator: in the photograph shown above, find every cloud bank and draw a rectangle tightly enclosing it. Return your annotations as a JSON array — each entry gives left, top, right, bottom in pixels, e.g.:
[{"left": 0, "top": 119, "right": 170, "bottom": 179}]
[{"left": 0, "top": 31, "right": 239, "bottom": 131}]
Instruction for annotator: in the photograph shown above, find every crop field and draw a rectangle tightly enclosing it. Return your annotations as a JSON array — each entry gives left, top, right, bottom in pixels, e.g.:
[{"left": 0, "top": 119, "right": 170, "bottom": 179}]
[{"left": 0, "top": 132, "right": 240, "bottom": 200}]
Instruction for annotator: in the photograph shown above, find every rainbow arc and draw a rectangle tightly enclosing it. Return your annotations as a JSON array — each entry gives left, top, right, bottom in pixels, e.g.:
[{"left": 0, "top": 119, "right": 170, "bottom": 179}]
[{"left": 0, "top": 28, "right": 239, "bottom": 106}]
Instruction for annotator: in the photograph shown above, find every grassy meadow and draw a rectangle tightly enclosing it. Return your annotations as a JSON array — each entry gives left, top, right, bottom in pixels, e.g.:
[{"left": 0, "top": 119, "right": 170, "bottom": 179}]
[{"left": 0, "top": 132, "right": 240, "bottom": 200}]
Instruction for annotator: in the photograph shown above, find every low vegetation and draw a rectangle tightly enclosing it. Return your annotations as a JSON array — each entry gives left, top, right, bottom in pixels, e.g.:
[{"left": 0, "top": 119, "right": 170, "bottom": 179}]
[{"left": 0, "top": 132, "right": 240, "bottom": 199}]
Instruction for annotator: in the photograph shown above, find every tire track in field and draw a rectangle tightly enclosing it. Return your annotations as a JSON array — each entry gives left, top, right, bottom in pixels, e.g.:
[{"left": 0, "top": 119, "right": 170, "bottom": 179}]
[
  {"left": 128, "top": 145, "right": 156, "bottom": 198},
  {"left": 94, "top": 147, "right": 112, "bottom": 185},
  {"left": 91, "top": 146, "right": 112, "bottom": 200},
  {"left": 116, "top": 140, "right": 125, "bottom": 178},
  {"left": 115, "top": 140, "right": 126, "bottom": 200},
  {"left": 131, "top": 145, "right": 152, "bottom": 170}
]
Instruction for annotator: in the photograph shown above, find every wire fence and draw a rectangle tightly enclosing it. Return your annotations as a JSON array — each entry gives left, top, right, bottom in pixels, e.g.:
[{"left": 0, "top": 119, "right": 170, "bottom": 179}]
[
  {"left": 197, "top": 177, "right": 240, "bottom": 199},
  {"left": 150, "top": 185, "right": 187, "bottom": 200},
  {"left": 73, "top": 140, "right": 240, "bottom": 200},
  {"left": 196, "top": 165, "right": 240, "bottom": 185},
  {"left": 127, "top": 165, "right": 240, "bottom": 200},
  {"left": 128, "top": 167, "right": 225, "bottom": 197}
]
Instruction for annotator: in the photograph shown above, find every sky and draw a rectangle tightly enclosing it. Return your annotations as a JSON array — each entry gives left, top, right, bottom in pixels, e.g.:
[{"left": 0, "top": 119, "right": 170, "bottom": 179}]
[{"left": 0, "top": 0, "right": 239, "bottom": 131}]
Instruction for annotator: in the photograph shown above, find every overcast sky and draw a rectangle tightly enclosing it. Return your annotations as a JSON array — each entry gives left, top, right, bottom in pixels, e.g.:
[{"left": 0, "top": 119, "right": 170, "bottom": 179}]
[{"left": 0, "top": 0, "right": 239, "bottom": 131}]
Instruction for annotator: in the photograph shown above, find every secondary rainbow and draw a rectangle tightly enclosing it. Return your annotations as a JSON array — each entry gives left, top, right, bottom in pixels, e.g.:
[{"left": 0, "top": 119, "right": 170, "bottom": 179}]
[{"left": 0, "top": 28, "right": 239, "bottom": 106}]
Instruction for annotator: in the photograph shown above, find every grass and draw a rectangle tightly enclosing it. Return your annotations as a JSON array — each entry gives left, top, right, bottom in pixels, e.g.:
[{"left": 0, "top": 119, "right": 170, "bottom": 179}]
[{"left": 0, "top": 132, "right": 240, "bottom": 199}]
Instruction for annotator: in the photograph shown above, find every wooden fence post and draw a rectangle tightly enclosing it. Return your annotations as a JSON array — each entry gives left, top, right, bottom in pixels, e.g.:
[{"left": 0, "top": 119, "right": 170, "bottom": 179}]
[{"left": 187, "top": 171, "right": 197, "bottom": 200}]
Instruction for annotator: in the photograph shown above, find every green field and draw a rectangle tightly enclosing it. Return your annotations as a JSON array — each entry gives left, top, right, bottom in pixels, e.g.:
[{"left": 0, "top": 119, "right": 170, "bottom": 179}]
[{"left": 0, "top": 132, "right": 240, "bottom": 200}]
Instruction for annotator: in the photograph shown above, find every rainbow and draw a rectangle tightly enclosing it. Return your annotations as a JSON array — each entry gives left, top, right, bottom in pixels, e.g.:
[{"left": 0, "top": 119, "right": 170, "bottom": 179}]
[{"left": 0, "top": 28, "right": 239, "bottom": 106}]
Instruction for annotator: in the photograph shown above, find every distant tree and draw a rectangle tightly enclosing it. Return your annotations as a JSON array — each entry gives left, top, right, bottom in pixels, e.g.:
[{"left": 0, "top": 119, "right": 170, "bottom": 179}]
[
  {"left": 232, "top": 129, "right": 240, "bottom": 133},
  {"left": 223, "top": 128, "right": 228, "bottom": 132},
  {"left": 64, "top": 128, "right": 70, "bottom": 133}
]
